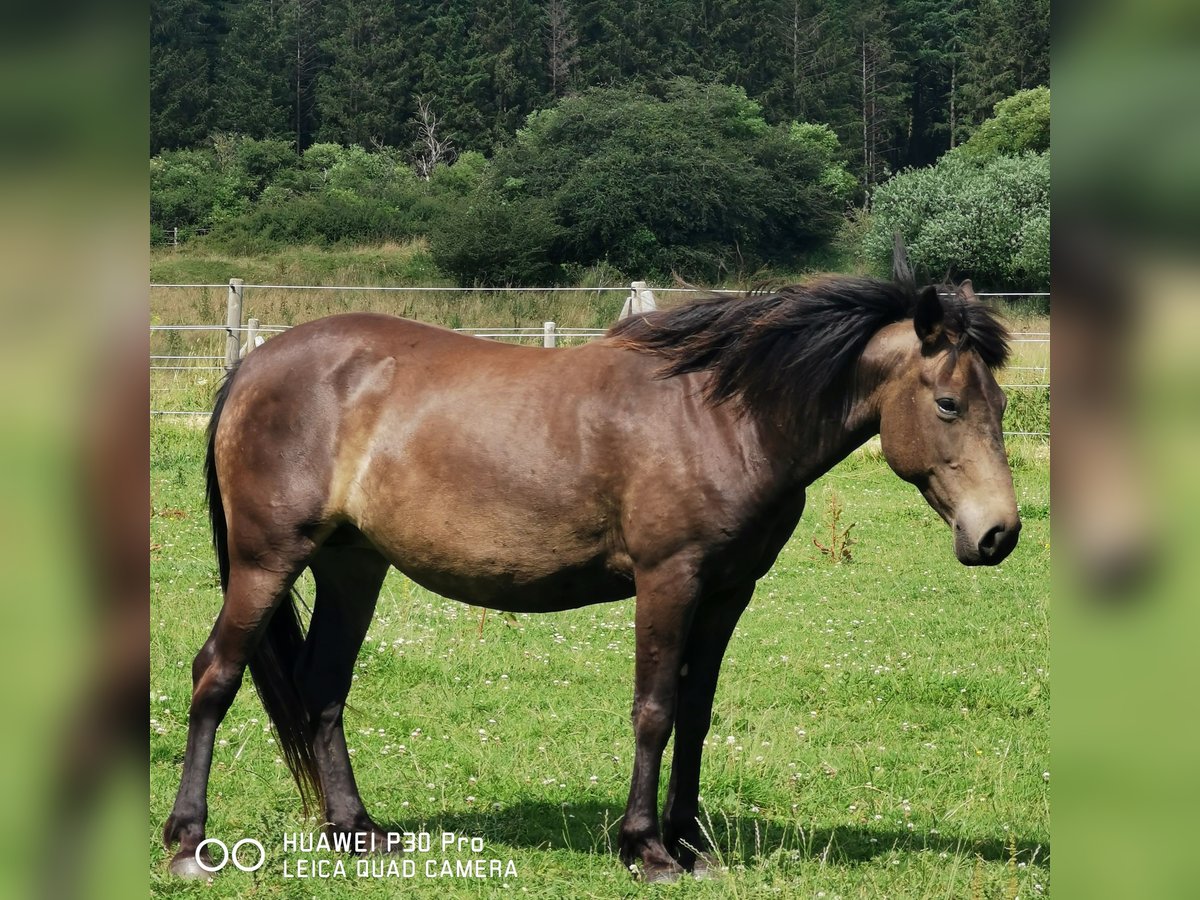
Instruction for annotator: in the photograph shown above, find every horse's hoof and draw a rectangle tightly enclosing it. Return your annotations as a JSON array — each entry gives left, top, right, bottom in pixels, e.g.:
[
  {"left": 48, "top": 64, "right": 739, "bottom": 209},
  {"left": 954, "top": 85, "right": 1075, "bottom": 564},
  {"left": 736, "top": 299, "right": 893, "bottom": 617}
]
[
  {"left": 642, "top": 861, "right": 684, "bottom": 884},
  {"left": 169, "top": 851, "right": 211, "bottom": 880},
  {"left": 690, "top": 853, "right": 722, "bottom": 880}
]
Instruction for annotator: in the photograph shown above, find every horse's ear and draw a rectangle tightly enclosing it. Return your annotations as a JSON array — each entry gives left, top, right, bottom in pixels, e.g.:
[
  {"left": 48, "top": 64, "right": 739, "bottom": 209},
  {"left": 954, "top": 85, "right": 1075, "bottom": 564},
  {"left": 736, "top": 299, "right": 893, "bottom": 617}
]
[
  {"left": 913, "top": 285, "right": 944, "bottom": 346},
  {"left": 892, "top": 231, "right": 915, "bottom": 285},
  {"left": 957, "top": 278, "right": 977, "bottom": 300}
]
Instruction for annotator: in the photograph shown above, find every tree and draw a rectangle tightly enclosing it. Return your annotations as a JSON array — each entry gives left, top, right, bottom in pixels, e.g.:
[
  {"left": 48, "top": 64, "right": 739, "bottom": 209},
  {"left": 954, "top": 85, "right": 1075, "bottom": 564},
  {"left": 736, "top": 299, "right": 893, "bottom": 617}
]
[
  {"left": 450, "top": 0, "right": 551, "bottom": 146},
  {"left": 210, "top": 0, "right": 294, "bottom": 142},
  {"left": 893, "top": 0, "right": 975, "bottom": 160},
  {"left": 406, "top": 1, "right": 493, "bottom": 149},
  {"left": 850, "top": 0, "right": 910, "bottom": 197},
  {"left": 959, "top": 0, "right": 1050, "bottom": 128},
  {"left": 546, "top": 0, "right": 579, "bottom": 97},
  {"left": 289, "top": 0, "right": 325, "bottom": 149},
  {"left": 316, "top": 0, "right": 408, "bottom": 146},
  {"left": 150, "top": 0, "right": 1048, "bottom": 173},
  {"left": 864, "top": 150, "right": 1050, "bottom": 289},
  {"left": 151, "top": 0, "right": 221, "bottom": 151}
]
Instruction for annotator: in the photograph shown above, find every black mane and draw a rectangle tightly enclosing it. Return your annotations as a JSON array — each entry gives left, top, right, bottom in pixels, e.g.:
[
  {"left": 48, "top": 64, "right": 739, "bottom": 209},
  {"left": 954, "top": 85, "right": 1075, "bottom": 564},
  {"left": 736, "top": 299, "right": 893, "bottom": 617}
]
[{"left": 605, "top": 276, "right": 1010, "bottom": 427}]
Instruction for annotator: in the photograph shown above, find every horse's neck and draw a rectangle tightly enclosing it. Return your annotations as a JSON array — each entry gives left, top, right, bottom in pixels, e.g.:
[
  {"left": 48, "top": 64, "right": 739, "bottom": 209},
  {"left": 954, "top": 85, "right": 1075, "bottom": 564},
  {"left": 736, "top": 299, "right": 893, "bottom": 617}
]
[
  {"left": 759, "top": 327, "right": 909, "bottom": 489},
  {"left": 770, "top": 412, "right": 880, "bottom": 490}
]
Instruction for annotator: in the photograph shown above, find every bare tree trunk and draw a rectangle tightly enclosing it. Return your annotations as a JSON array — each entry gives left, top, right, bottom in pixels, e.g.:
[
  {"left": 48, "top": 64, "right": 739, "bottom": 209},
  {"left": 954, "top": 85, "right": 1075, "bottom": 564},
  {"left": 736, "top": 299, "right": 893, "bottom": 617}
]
[
  {"left": 413, "top": 97, "right": 455, "bottom": 180},
  {"left": 861, "top": 29, "right": 869, "bottom": 199},
  {"left": 949, "top": 56, "right": 957, "bottom": 150},
  {"left": 547, "top": 0, "right": 578, "bottom": 97},
  {"left": 792, "top": 1, "right": 800, "bottom": 115},
  {"left": 292, "top": 0, "right": 319, "bottom": 152}
]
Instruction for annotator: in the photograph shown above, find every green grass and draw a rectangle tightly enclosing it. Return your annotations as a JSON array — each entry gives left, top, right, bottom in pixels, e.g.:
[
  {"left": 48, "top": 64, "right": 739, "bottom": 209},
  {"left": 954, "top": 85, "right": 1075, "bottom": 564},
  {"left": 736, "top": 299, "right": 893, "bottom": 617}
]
[{"left": 150, "top": 422, "right": 1049, "bottom": 898}]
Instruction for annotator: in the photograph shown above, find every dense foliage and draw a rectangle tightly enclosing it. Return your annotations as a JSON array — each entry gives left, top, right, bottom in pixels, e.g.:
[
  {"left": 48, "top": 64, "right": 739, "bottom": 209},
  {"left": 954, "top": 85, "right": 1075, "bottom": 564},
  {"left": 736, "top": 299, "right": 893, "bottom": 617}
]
[
  {"left": 430, "top": 81, "right": 856, "bottom": 282},
  {"left": 151, "top": 1, "right": 1050, "bottom": 289},
  {"left": 862, "top": 86, "right": 1050, "bottom": 289},
  {"left": 956, "top": 86, "right": 1050, "bottom": 161},
  {"left": 864, "top": 150, "right": 1050, "bottom": 289},
  {"left": 152, "top": 0, "right": 1049, "bottom": 187},
  {"left": 151, "top": 138, "right": 489, "bottom": 253}
]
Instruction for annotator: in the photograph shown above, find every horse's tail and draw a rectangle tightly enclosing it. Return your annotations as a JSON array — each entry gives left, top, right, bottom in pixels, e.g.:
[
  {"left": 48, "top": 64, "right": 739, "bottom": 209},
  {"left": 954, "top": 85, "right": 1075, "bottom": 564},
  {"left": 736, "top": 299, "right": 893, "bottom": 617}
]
[
  {"left": 205, "top": 363, "right": 236, "bottom": 592},
  {"left": 247, "top": 592, "right": 322, "bottom": 815},
  {"left": 206, "top": 363, "right": 324, "bottom": 814}
]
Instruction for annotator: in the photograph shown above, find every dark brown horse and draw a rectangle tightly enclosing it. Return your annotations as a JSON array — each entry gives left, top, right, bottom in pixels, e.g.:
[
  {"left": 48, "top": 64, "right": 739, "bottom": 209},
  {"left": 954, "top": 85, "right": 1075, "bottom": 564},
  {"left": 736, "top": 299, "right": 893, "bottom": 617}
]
[{"left": 164, "top": 272, "right": 1019, "bottom": 882}]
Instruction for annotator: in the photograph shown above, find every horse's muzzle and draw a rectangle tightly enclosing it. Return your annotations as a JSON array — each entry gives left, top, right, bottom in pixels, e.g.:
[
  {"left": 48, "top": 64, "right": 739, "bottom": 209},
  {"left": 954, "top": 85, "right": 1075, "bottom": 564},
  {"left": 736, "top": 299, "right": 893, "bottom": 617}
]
[{"left": 955, "top": 516, "right": 1021, "bottom": 566}]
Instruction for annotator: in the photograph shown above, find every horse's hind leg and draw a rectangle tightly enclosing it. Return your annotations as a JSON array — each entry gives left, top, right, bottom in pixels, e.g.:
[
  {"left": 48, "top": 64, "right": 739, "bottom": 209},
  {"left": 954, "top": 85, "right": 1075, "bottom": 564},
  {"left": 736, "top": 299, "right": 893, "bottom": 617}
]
[
  {"left": 298, "top": 545, "right": 390, "bottom": 841},
  {"left": 163, "top": 561, "right": 302, "bottom": 878}
]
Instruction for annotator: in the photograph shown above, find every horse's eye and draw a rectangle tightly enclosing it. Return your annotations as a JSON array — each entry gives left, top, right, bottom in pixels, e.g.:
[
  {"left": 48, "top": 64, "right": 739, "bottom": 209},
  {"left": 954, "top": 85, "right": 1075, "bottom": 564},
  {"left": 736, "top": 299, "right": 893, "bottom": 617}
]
[{"left": 936, "top": 397, "right": 960, "bottom": 416}]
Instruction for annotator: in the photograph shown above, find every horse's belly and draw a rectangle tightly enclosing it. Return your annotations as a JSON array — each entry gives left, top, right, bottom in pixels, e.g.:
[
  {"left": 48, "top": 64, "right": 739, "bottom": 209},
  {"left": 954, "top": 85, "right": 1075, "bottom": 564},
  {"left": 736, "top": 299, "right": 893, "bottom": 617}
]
[
  {"left": 386, "top": 552, "right": 634, "bottom": 613},
  {"left": 359, "top": 505, "right": 633, "bottom": 612}
]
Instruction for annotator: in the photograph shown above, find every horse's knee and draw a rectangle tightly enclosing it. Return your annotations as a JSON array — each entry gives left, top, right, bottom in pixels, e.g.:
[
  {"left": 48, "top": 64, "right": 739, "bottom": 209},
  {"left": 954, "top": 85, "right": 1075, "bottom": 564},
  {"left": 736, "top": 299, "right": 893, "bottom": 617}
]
[
  {"left": 190, "top": 639, "right": 217, "bottom": 685},
  {"left": 631, "top": 696, "right": 674, "bottom": 738},
  {"left": 190, "top": 656, "right": 244, "bottom": 717}
]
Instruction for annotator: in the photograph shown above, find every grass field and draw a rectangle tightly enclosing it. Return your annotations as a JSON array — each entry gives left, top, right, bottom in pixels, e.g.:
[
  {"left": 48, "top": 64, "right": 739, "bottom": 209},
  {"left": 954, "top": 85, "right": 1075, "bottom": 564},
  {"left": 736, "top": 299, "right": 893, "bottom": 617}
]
[{"left": 149, "top": 420, "right": 1050, "bottom": 899}]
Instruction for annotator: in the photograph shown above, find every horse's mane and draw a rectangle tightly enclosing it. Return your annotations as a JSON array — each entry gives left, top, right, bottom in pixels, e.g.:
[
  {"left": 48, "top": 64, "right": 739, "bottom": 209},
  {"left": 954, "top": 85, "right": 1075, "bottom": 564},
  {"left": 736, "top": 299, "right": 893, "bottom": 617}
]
[{"left": 604, "top": 276, "right": 1010, "bottom": 427}]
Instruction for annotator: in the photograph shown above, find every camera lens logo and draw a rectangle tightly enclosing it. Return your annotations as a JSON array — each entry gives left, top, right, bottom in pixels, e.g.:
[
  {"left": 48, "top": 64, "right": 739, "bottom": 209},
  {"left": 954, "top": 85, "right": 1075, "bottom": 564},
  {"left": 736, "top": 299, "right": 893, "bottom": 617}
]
[{"left": 194, "top": 838, "right": 266, "bottom": 873}]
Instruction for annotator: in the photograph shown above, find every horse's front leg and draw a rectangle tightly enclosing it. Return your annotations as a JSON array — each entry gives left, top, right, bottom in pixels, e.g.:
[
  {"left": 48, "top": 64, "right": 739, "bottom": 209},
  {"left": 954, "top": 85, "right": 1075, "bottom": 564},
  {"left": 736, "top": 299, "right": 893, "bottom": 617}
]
[
  {"left": 662, "top": 582, "right": 754, "bottom": 876},
  {"left": 618, "top": 560, "right": 700, "bottom": 883}
]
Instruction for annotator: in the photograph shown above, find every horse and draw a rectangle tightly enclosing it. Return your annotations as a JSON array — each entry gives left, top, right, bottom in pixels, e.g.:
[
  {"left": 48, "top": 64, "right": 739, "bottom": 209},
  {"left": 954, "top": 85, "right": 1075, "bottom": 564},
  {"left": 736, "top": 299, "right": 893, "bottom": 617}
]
[{"left": 163, "top": 270, "right": 1020, "bottom": 882}]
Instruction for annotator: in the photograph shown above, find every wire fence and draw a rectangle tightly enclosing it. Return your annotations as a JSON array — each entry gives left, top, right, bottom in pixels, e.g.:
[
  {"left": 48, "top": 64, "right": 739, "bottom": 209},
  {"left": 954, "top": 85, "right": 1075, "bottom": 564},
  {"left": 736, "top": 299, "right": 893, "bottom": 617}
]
[{"left": 150, "top": 282, "right": 1048, "bottom": 437}]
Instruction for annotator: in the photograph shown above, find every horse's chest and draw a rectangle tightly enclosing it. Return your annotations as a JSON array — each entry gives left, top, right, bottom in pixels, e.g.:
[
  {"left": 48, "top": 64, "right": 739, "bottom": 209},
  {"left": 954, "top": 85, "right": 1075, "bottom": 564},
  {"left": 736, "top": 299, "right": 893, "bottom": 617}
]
[{"left": 703, "top": 497, "right": 806, "bottom": 587}]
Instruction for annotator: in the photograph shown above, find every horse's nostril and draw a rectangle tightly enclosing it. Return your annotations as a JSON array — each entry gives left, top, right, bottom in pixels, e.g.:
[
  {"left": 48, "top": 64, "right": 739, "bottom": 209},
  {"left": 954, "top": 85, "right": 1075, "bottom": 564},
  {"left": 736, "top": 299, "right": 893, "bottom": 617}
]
[
  {"left": 980, "top": 524, "right": 1005, "bottom": 553},
  {"left": 978, "top": 521, "right": 1019, "bottom": 561}
]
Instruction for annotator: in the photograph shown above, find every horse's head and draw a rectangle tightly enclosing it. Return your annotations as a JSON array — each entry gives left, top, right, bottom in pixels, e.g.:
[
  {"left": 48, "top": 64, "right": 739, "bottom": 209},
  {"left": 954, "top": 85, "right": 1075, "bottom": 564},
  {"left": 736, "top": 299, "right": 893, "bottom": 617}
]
[{"left": 875, "top": 280, "right": 1021, "bottom": 566}]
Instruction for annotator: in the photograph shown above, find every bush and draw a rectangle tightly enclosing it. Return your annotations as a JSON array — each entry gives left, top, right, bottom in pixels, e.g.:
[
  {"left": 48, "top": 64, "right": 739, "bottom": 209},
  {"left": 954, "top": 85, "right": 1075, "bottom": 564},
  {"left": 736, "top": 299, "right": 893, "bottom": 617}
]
[
  {"left": 429, "top": 190, "right": 565, "bottom": 285},
  {"left": 864, "top": 151, "right": 1049, "bottom": 290},
  {"left": 158, "top": 136, "right": 491, "bottom": 252},
  {"left": 432, "top": 79, "right": 855, "bottom": 284},
  {"left": 958, "top": 87, "right": 1050, "bottom": 162},
  {"left": 428, "top": 151, "right": 488, "bottom": 199},
  {"left": 150, "top": 147, "right": 250, "bottom": 235},
  {"left": 205, "top": 192, "right": 403, "bottom": 251},
  {"left": 229, "top": 136, "right": 299, "bottom": 195}
]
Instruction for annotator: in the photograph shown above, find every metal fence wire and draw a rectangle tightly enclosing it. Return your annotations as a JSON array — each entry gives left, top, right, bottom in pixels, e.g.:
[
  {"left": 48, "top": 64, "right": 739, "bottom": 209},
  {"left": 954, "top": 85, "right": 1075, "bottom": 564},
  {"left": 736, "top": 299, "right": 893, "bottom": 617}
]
[{"left": 150, "top": 282, "right": 1048, "bottom": 437}]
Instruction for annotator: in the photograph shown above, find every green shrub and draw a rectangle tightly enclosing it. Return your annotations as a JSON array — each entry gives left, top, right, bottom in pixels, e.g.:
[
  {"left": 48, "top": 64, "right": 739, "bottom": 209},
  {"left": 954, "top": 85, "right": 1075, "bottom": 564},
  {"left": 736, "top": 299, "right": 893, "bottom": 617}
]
[
  {"left": 229, "top": 136, "right": 299, "bottom": 195},
  {"left": 428, "top": 151, "right": 489, "bottom": 199},
  {"left": 429, "top": 190, "right": 564, "bottom": 285},
  {"left": 864, "top": 151, "right": 1049, "bottom": 290},
  {"left": 958, "top": 87, "right": 1050, "bottom": 162},
  {"left": 158, "top": 136, "right": 489, "bottom": 252},
  {"left": 150, "top": 147, "right": 249, "bottom": 235},
  {"left": 434, "top": 79, "right": 855, "bottom": 284},
  {"left": 1003, "top": 386, "right": 1050, "bottom": 437}
]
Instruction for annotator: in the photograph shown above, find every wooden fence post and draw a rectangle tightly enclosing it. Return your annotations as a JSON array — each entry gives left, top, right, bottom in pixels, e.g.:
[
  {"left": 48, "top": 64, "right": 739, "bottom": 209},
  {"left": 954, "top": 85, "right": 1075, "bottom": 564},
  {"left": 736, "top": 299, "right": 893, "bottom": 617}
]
[
  {"left": 225, "top": 278, "right": 244, "bottom": 369},
  {"left": 245, "top": 317, "right": 260, "bottom": 355},
  {"left": 543, "top": 321, "right": 557, "bottom": 348}
]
